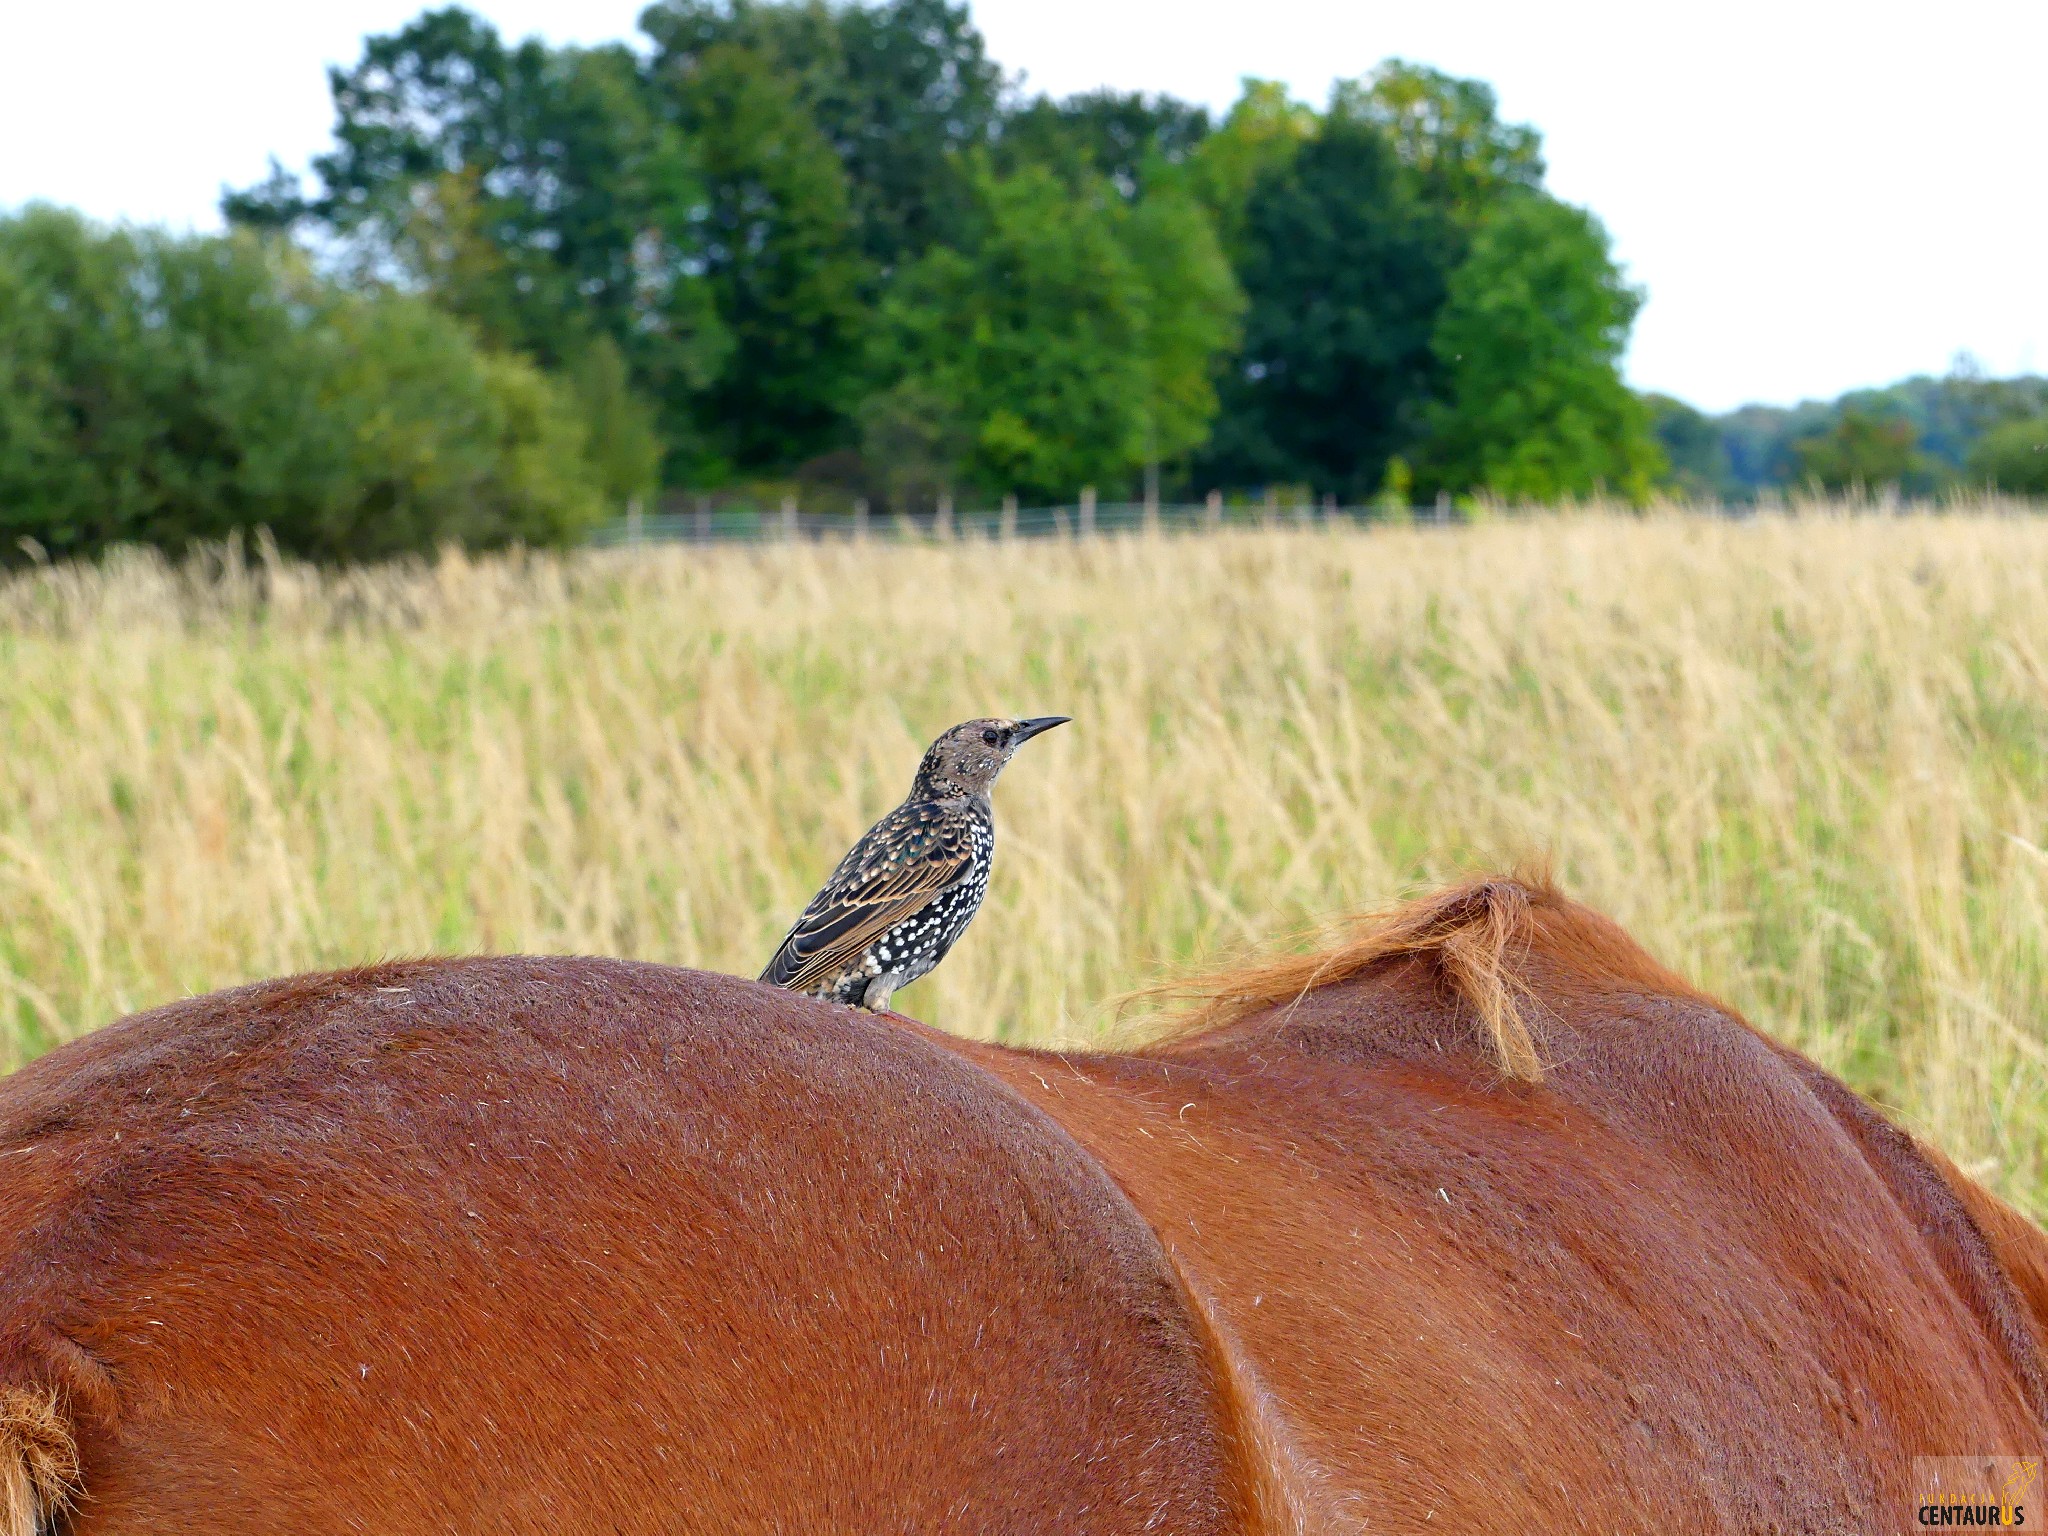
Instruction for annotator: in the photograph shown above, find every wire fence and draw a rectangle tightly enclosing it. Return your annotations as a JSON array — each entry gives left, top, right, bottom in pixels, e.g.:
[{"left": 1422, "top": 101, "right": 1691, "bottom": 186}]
[
  {"left": 586, "top": 489, "right": 2041, "bottom": 548},
  {"left": 589, "top": 495, "right": 1467, "bottom": 547}
]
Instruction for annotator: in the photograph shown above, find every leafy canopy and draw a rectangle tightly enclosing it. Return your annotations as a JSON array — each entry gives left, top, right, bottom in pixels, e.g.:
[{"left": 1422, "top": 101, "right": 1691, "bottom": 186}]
[
  {"left": 1421, "top": 194, "right": 1663, "bottom": 501},
  {"left": 1196, "top": 112, "right": 1450, "bottom": 499},
  {"left": 870, "top": 163, "right": 1240, "bottom": 502},
  {"left": 1193, "top": 64, "right": 1655, "bottom": 503},
  {"left": 192, "top": 5, "right": 1687, "bottom": 533},
  {"left": 1967, "top": 416, "right": 2048, "bottom": 495},
  {"left": 0, "top": 207, "right": 604, "bottom": 563},
  {"left": 640, "top": 0, "right": 1005, "bottom": 270},
  {"left": 1792, "top": 409, "right": 1923, "bottom": 493},
  {"left": 662, "top": 39, "right": 874, "bottom": 476}
]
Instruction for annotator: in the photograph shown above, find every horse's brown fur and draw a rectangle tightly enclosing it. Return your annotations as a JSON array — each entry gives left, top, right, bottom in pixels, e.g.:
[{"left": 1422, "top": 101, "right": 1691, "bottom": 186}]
[{"left": 0, "top": 877, "right": 2042, "bottom": 1532}]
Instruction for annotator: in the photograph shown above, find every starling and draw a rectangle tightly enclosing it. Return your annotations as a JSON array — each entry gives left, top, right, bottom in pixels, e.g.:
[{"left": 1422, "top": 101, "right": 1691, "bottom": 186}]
[{"left": 760, "top": 716, "right": 1069, "bottom": 1012}]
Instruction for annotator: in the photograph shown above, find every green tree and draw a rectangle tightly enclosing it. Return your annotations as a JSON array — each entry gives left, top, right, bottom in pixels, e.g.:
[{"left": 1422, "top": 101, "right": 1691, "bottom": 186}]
[
  {"left": 1419, "top": 195, "right": 1662, "bottom": 501},
  {"left": 226, "top": 8, "right": 724, "bottom": 475},
  {"left": 0, "top": 208, "right": 603, "bottom": 562},
  {"left": 996, "top": 90, "right": 1211, "bottom": 198},
  {"left": 565, "top": 337, "right": 665, "bottom": 508},
  {"left": 1123, "top": 182, "right": 1246, "bottom": 483},
  {"left": 1680, "top": 371, "right": 2048, "bottom": 499},
  {"left": 1193, "top": 67, "right": 1606, "bottom": 500},
  {"left": 1184, "top": 80, "right": 1316, "bottom": 264},
  {"left": 1645, "top": 393, "right": 1734, "bottom": 500},
  {"left": 1828, "top": 366, "right": 2048, "bottom": 475},
  {"left": 1196, "top": 114, "right": 1453, "bottom": 498},
  {"left": 869, "top": 164, "right": 1238, "bottom": 502},
  {"left": 642, "top": 0, "right": 1004, "bottom": 269},
  {"left": 1966, "top": 415, "right": 2048, "bottom": 495},
  {"left": 305, "top": 299, "right": 606, "bottom": 556},
  {"left": 667, "top": 41, "right": 874, "bottom": 475},
  {"left": 1790, "top": 408, "right": 1921, "bottom": 492},
  {"left": 1331, "top": 61, "right": 1543, "bottom": 224}
]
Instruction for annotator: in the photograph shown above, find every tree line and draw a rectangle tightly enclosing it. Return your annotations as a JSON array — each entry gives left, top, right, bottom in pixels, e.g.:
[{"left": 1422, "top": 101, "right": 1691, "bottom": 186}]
[
  {"left": 0, "top": 0, "right": 1662, "bottom": 560},
  {"left": 4, "top": 1, "right": 2039, "bottom": 564},
  {"left": 1652, "top": 367, "right": 2048, "bottom": 502},
  {"left": 230, "top": 1, "right": 1663, "bottom": 511}
]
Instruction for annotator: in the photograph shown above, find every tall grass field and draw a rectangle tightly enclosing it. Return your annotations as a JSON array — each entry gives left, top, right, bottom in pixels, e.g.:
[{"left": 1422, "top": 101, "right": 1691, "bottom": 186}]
[{"left": 4, "top": 506, "right": 2047, "bottom": 1210}]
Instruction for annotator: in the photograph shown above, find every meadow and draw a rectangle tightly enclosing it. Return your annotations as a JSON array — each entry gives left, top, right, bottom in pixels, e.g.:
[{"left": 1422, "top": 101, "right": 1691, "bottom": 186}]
[{"left": 3, "top": 505, "right": 2047, "bottom": 1210}]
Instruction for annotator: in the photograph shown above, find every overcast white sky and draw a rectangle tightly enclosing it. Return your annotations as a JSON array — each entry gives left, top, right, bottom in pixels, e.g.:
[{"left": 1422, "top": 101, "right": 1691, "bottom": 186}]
[{"left": 3, "top": 0, "right": 2041, "bottom": 412}]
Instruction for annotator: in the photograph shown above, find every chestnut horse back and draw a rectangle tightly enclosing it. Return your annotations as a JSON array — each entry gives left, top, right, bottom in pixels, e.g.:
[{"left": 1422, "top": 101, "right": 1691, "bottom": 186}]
[
  {"left": 2, "top": 882, "right": 2046, "bottom": 1532},
  {"left": 0, "top": 962, "right": 1277, "bottom": 1535}
]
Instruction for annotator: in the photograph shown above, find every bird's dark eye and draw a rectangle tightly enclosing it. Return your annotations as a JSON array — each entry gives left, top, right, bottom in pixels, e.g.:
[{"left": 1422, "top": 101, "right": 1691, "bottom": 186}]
[{"left": 980, "top": 728, "right": 1002, "bottom": 746}]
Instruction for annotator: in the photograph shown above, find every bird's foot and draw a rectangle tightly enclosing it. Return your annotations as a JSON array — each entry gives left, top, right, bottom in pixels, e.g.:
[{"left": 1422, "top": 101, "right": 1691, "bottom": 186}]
[{"left": 860, "top": 973, "right": 905, "bottom": 1012}]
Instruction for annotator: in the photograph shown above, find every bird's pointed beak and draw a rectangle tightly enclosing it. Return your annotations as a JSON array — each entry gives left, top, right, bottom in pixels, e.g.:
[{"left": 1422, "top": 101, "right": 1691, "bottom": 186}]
[{"left": 1011, "top": 715, "right": 1070, "bottom": 745}]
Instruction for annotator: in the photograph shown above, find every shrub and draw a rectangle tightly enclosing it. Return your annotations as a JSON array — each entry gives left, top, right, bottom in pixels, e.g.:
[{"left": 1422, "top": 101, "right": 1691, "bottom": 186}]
[
  {"left": 1966, "top": 415, "right": 2048, "bottom": 496},
  {"left": 0, "top": 207, "right": 605, "bottom": 562}
]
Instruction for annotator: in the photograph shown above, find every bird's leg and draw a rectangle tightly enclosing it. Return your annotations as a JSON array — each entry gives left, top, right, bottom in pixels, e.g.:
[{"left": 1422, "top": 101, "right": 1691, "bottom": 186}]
[{"left": 861, "top": 972, "right": 905, "bottom": 1013}]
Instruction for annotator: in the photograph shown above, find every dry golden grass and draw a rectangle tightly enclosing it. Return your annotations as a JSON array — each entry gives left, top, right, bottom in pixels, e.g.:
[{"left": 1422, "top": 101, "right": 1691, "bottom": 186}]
[{"left": 3, "top": 505, "right": 2047, "bottom": 1208}]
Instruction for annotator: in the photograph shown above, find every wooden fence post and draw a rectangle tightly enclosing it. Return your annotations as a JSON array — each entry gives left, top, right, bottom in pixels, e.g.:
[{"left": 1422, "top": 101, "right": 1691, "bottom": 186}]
[
  {"left": 1080, "top": 485, "right": 1097, "bottom": 538},
  {"left": 1143, "top": 463, "right": 1160, "bottom": 534},
  {"left": 1205, "top": 489, "right": 1223, "bottom": 530},
  {"left": 935, "top": 492, "right": 954, "bottom": 541},
  {"left": 625, "top": 498, "right": 643, "bottom": 545},
  {"left": 694, "top": 495, "right": 710, "bottom": 542},
  {"left": 1001, "top": 494, "right": 1018, "bottom": 541},
  {"left": 853, "top": 497, "right": 869, "bottom": 541},
  {"left": 781, "top": 496, "right": 798, "bottom": 540}
]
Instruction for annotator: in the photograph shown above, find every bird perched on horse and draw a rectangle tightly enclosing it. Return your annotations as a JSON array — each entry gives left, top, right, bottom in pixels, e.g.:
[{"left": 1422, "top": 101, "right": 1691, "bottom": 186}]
[{"left": 760, "top": 716, "right": 1068, "bottom": 1013}]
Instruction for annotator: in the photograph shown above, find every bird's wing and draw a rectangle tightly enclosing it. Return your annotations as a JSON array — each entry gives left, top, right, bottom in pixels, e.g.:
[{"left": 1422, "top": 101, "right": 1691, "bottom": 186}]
[{"left": 760, "top": 801, "right": 978, "bottom": 992}]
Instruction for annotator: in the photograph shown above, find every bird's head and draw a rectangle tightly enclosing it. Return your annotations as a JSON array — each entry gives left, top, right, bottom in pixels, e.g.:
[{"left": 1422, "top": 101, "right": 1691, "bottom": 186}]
[{"left": 912, "top": 716, "right": 1069, "bottom": 799}]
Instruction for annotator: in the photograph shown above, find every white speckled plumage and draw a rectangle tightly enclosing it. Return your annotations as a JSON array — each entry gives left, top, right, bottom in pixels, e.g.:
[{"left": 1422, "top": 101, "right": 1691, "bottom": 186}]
[{"left": 759, "top": 717, "right": 1065, "bottom": 1011}]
